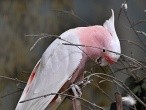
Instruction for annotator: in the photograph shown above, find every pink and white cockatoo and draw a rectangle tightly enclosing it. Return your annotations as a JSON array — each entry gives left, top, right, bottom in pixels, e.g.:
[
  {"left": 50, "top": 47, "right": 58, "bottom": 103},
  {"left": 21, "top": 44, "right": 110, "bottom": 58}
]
[{"left": 15, "top": 9, "right": 121, "bottom": 110}]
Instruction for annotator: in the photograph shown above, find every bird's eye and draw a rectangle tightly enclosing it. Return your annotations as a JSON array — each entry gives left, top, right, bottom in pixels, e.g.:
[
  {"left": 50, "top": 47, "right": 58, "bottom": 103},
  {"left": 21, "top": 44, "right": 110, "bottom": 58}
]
[{"left": 103, "top": 49, "right": 105, "bottom": 52}]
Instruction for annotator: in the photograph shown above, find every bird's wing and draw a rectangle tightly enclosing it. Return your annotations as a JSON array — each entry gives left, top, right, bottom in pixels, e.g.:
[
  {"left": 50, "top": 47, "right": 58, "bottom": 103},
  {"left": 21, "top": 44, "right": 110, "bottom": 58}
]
[{"left": 15, "top": 29, "right": 83, "bottom": 110}]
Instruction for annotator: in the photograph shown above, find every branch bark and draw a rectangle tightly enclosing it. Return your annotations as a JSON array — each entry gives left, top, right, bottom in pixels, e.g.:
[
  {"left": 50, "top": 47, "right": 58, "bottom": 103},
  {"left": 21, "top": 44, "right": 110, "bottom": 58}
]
[{"left": 115, "top": 92, "right": 123, "bottom": 110}]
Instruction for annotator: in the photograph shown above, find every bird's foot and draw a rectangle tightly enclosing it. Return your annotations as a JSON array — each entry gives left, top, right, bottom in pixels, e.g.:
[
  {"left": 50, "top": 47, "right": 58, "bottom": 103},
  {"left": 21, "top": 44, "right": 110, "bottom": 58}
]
[
  {"left": 70, "top": 84, "right": 82, "bottom": 110},
  {"left": 71, "top": 84, "right": 82, "bottom": 99}
]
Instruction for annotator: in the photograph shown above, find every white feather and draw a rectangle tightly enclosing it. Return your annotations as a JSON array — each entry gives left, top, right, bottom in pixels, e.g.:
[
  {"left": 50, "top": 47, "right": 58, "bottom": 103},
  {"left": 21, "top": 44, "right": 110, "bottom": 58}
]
[
  {"left": 15, "top": 29, "right": 82, "bottom": 110},
  {"left": 103, "top": 9, "right": 115, "bottom": 36},
  {"left": 122, "top": 95, "right": 136, "bottom": 106}
]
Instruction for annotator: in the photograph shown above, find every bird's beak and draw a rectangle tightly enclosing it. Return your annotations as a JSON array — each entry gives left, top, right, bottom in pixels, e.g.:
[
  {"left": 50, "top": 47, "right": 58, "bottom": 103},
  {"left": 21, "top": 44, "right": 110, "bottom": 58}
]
[{"left": 104, "top": 55, "right": 116, "bottom": 64}]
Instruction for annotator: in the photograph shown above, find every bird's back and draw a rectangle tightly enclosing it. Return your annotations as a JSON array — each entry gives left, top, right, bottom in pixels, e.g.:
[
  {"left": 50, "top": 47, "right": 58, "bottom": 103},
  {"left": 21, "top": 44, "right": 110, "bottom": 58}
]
[{"left": 15, "top": 29, "right": 83, "bottom": 110}]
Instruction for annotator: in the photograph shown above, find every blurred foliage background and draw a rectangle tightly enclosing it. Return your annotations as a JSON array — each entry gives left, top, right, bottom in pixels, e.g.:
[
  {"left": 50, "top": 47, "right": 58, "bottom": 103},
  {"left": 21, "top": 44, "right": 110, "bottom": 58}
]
[{"left": 0, "top": 0, "right": 146, "bottom": 110}]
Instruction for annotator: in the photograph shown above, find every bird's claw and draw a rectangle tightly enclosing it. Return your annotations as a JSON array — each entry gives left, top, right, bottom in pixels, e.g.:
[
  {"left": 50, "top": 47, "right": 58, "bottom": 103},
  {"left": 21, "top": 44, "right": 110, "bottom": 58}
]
[{"left": 71, "top": 84, "right": 82, "bottom": 99}]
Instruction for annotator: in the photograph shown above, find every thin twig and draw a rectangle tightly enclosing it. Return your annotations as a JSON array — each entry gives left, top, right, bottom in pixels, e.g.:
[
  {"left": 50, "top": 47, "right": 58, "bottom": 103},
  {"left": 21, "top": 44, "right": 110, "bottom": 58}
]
[
  {"left": 132, "top": 20, "right": 146, "bottom": 27},
  {"left": 49, "top": 9, "right": 90, "bottom": 25},
  {"left": 123, "top": 10, "right": 146, "bottom": 47},
  {"left": 118, "top": 0, "right": 129, "bottom": 19},
  {"left": 119, "top": 57, "right": 139, "bottom": 79},
  {"left": 92, "top": 83, "right": 114, "bottom": 102},
  {"left": 115, "top": 59, "right": 135, "bottom": 77},
  {"left": 25, "top": 34, "right": 59, "bottom": 51},
  {"left": 109, "top": 66, "right": 138, "bottom": 75},
  {"left": 0, "top": 89, "right": 22, "bottom": 99},
  {"left": 0, "top": 75, "right": 26, "bottom": 84},
  {"left": 136, "top": 31, "right": 146, "bottom": 37},
  {"left": 20, "top": 92, "right": 105, "bottom": 110},
  {"left": 81, "top": 103, "right": 93, "bottom": 110},
  {"left": 120, "top": 39, "right": 146, "bottom": 52}
]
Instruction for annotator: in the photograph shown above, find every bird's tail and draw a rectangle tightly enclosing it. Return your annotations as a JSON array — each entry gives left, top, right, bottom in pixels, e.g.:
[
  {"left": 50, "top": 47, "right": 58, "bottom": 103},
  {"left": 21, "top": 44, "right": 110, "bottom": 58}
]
[{"left": 15, "top": 60, "right": 40, "bottom": 110}]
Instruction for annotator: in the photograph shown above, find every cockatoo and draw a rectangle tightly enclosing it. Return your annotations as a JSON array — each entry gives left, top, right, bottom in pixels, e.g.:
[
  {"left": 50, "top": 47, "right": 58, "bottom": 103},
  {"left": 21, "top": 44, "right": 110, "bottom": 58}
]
[{"left": 15, "top": 9, "right": 121, "bottom": 110}]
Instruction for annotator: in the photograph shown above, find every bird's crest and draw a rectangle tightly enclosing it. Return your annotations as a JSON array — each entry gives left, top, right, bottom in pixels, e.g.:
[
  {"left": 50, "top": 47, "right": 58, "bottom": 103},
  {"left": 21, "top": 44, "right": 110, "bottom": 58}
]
[{"left": 103, "top": 9, "right": 116, "bottom": 37}]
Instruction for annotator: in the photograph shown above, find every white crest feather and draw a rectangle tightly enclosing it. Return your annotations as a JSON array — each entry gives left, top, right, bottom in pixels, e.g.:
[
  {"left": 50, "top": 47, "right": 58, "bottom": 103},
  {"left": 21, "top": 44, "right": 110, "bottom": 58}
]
[
  {"left": 103, "top": 9, "right": 116, "bottom": 37},
  {"left": 122, "top": 95, "right": 136, "bottom": 106}
]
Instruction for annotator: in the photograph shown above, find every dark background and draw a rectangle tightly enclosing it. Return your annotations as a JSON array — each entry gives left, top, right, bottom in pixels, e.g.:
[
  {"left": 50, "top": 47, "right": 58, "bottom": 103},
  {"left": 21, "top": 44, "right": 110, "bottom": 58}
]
[{"left": 0, "top": 0, "right": 146, "bottom": 110}]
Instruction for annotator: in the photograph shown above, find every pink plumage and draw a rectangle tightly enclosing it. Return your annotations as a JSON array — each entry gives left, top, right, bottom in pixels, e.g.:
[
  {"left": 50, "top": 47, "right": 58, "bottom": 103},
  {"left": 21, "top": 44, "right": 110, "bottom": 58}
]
[{"left": 15, "top": 9, "right": 121, "bottom": 110}]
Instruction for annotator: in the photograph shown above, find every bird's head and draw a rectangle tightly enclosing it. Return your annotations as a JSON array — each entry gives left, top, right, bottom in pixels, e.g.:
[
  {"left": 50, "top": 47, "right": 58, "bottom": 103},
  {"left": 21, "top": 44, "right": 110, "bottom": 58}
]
[
  {"left": 96, "top": 9, "right": 121, "bottom": 66},
  {"left": 96, "top": 48, "right": 120, "bottom": 66}
]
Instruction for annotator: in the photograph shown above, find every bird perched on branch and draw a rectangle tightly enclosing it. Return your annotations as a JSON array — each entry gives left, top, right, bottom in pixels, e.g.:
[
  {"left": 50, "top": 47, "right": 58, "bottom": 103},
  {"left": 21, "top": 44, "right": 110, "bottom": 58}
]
[{"left": 15, "top": 9, "right": 121, "bottom": 110}]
